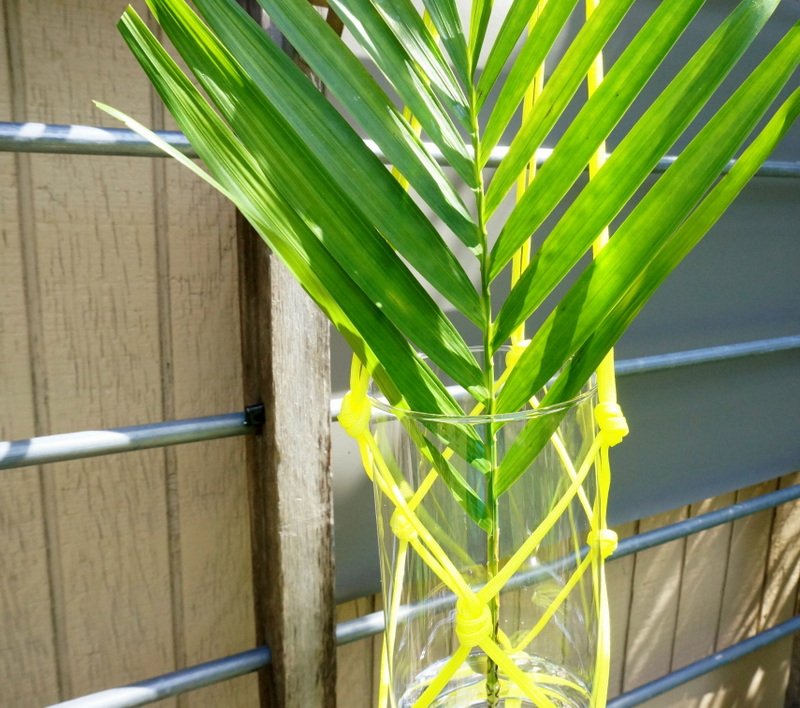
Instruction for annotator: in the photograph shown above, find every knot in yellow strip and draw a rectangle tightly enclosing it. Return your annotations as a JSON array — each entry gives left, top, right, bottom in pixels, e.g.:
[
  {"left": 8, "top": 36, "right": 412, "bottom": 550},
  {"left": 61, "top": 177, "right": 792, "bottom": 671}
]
[
  {"left": 455, "top": 596, "right": 493, "bottom": 647},
  {"left": 504, "top": 339, "right": 531, "bottom": 371},
  {"left": 390, "top": 510, "right": 418, "bottom": 542},
  {"left": 339, "top": 390, "right": 372, "bottom": 439},
  {"left": 594, "top": 402, "right": 629, "bottom": 446},
  {"left": 587, "top": 529, "right": 618, "bottom": 559}
]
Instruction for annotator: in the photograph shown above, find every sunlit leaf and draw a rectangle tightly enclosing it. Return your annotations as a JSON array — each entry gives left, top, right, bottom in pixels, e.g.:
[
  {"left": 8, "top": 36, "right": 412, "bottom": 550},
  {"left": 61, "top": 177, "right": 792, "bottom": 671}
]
[
  {"left": 491, "top": 0, "right": 780, "bottom": 338},
  {"left": 256, "top": 0, "right": 479, "bottom": 246}
]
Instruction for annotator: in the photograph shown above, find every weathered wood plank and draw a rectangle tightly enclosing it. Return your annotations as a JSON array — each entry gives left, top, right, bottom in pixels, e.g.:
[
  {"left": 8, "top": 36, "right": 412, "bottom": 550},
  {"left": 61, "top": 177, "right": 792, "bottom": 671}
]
[
  {"left": 622, "top": 506, "right": 688, "bottom": 691},
  {"left": 607, "top": 521, "right": 637, "bottom": 698},
  {"left": 235, "top": 5, "right": 336, "bottom": 706},
  {"left": 671, "top": 492, "right": 735, "bottom": 670},
  {"left": 760, "top": 473, "right": 800, "bottom": 630},
  {"left": 634, "top": 638, "right": 793, "bottom": 707},
  {"left": 336, "top": 598, "right": 377, "bottom": 707},
  {"left": 238, "top": 209, "right": 335, "bottom": 707},
  {"left": 787, "top": 589, "right": 800, "bottom": 708},
  {"left": 716, "top": 479, "right": 778, "bottom": 652}
]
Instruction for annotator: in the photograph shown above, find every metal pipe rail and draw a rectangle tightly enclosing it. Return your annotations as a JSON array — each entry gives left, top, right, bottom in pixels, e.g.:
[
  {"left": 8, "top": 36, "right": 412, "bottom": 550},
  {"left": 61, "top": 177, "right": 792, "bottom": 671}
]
[
  {"left": 1, "top": 120, "right": 800, "bottom": 178},
  {"left": 45, "top": 482, "right": 800, "bottom": 708},
  {"left": 4, "top": 335, "right": 797, "bottom": 472},
  {"left": 0, "top": 408, "right": 263, "bottom": 470}
]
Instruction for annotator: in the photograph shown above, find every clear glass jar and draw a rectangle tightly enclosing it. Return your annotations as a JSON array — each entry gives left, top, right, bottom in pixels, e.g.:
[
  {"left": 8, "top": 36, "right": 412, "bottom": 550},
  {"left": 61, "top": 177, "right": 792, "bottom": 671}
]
[{"left": 367, "top": 351, "right": 601, "bottom": 708}]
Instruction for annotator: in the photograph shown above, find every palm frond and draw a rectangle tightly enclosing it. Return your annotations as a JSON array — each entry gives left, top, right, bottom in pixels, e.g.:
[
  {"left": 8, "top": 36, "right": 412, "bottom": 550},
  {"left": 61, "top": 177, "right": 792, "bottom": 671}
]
[{"left": 108, "top": 0, "right": 800, "bottom": 516}]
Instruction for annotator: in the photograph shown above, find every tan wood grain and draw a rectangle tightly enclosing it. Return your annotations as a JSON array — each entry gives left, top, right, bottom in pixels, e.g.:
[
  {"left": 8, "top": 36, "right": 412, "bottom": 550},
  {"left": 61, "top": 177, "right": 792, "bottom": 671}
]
[
  {"left": 146, "top": 26, "right": 258, "bottom": 706},
  {"left": 671, "top": 492, "right": 736, "bottom": 670},
  {"left": 372, "top": 593, "right": 385, "bottom": 706},
  {"left": 238, "top": 212, "right": 335, "bottom": 708},
  {"left": 635, "top": 637, "right": 793, "bottom": 708},
  {"left": 1, "top": 0, "right": 81, "bottom": 704},
  {"left": 0, "top": 69, "right": 60, "bottom": 697},
  {"left": 607, "top": 521, "right": 638, "bottom": 698},
  {"left": 622, "top": 506, "right": 688, "bottom": 691},
  {"left": 787, "top": 584, "right": 800, "bottom": 708},
  {"left": 16, "top": 0, "right": 176, "bottom": 699},
  {"left": 715, "top": 479, "right": 778, "bottom": 652},
  {"left": 161, "top": 160, "right": 258, "bottom": 708},
  {"left": 235, "top": 5, "right": 335, "bottom": 706},
  {"left": 337, "top": 598, "right": 378, "bottom": 707},
  {"left": 779, "top": 474, "right": 800, "bottom": 707},
  {"left": 759, "top": 473, "right": 800, "bottom": 631}
]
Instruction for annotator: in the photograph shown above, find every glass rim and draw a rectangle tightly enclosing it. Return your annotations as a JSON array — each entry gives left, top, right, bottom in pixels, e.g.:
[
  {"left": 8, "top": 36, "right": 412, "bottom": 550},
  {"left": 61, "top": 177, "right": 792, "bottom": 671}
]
[
  {"left": 368, "top": 344, "right": 597, "bottom": 423},
  {"left": 368, "top": 384, "right": 597, "bottom": 424}
]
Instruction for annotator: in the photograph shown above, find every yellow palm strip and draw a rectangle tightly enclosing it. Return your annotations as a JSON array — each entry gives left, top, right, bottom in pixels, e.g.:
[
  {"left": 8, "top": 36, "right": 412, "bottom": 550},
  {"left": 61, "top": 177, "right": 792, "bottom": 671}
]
[
  {"left": 511, "top": 0, "right": 548, "bottom": 346},
  {"left": 583, "top": 2, "right": 627, "bottom": 704},
  {"left": 411, "top": 645, "right": 473, "bottom": 708},
  {"left": 481, "top": 640, "right": 557, "bottom": 708},
  {"left": 585, "top": 0, "right": 618, "bottom": 410},
  {"left": 365, "top": 433, "right": 472, "bottom": 595},
  {"left": 479, "top": 433, "right": 603, "bottom": 601},
  {"left": 513, "top": 552, "right": 594, "bottom": 652}
]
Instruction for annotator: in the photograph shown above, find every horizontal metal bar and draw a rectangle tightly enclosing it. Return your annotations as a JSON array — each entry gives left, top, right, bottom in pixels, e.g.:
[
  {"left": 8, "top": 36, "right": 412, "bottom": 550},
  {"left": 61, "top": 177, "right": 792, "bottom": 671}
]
[
  {"left": 2, "top": 121, "right": 799, "bottom": 179},
  {"left": 0, "top": 412, "right": 255, "bottom": 470},
  {"left": 329, "top": 335, "right": 800, "bottom": 418},
  {"left": 44, "top": 482, "right": 800, "bottom": 707},
  {"left": 49, "top": 610, "right": 800, "bottom": 708},
  {"left": 0, "top": 122, "right": 196, "bottom": 158},
  {"left": 4, "top": 336, "right": 795, "bottom": 470},
  {"left": 47, "top": 647, "right": 271, "bottom": 708},
  {"left": 615, "top": 335, "right": 800, "bottom": 377},
  {"left": 607, "top": 614, "right": 800, "bottom": 708},
  {"left": 613, "top": 482, "right": 800, "bottom": 559}
]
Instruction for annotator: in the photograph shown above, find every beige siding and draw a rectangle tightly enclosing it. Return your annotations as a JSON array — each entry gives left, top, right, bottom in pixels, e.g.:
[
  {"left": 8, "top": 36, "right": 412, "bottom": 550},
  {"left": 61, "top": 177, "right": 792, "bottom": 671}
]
[
  {"left": 0, "top": 0, "right": 255, "bottom": 704},
  {"left": 0, "top": 0, "right": 61, "bottom": 704}
]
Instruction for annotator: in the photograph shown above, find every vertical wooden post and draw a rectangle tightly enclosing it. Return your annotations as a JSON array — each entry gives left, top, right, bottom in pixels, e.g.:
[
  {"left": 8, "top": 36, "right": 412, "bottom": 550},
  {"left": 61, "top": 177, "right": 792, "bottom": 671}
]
[{"left": 236, "top": 3, "right": 336, "bottom": 706}]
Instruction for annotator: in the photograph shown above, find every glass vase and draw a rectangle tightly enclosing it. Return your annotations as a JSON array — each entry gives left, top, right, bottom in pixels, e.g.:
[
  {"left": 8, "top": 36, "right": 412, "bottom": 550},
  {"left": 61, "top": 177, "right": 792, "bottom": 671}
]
[{"left": 365, "top": 353, "right": 610, "bottom": 708}]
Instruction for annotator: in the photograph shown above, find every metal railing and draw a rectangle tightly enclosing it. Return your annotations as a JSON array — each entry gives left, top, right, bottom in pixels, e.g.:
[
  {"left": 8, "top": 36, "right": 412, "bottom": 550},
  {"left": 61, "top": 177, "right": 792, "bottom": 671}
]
[
  {"left": 3, "top": 335, "right": 798, "bottom": 471},
  {"left": 2, "top": 120, "right": 800, "bottom": 178}
]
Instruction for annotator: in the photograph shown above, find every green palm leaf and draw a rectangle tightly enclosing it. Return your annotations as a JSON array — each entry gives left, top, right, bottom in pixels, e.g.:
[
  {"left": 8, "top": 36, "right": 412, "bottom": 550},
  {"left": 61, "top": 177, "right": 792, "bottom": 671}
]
[
  {"left": 190, "top": 0, "right": 483, "bottom": 326},
  {"left": 484, "top": 0, "right": 707, "bottom": 227},
  {"left": 323, "top": 0, "right": 475, "bottom": 182},
  {"left": 495, "top": 83, "right": 800, "bottom": 494},
  {"left": 477, "top": 0, "right": 565, "bottom": 110},
  {"left": 254, "top": 0, "right": 480, "bottom": 247},
  {"left": 491, "top": 0, "right": 781, "bottom": 336},
  {"left": 107, "top": 0, "right": 800, "bottom": 562},
  {"left": 498, "top": 16, "right": 800, "bottom": 410},
  {"left": 143, "top": 0, "right": 486, "bottom": 396},
  {"left": 480, "top": 0, "right": 627, "bottom": 168},
  {"left": 468, "top": 0, "right": 493, "bottom": 76},
  {"left": 111, "top": 6, "right": 485, "bottom": 421},
  {"left": 353, "top": 0, "right": 469, "bottom": 121},
  {"left": 420, "top": 0, "right": 471, "bottom": 86}
]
